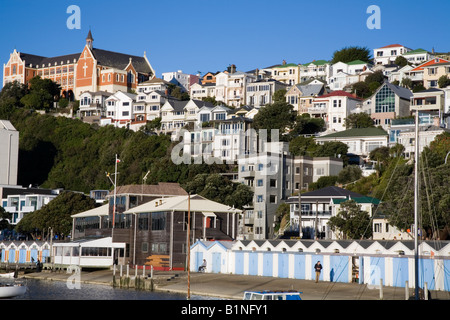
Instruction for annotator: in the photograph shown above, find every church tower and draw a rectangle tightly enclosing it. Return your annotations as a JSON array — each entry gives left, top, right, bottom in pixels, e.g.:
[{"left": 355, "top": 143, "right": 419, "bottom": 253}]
[{"left": 86, "top": 30, "right": 94, "bottom": 49}]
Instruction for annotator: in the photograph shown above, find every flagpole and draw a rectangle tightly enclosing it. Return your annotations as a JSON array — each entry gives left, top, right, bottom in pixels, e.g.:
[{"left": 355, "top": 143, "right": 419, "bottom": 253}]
[
  {"left": 113, "top": 154, "right": 118, "bottom": 239},
  {"left": 187, "top": 192, "right": 191, "bottom": 300}
]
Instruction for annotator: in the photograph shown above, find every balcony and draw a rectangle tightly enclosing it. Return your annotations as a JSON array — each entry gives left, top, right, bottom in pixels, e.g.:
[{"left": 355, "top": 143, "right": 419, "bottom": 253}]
[{"left": 410, "top": 93, "right": 444, "bottom": 112}]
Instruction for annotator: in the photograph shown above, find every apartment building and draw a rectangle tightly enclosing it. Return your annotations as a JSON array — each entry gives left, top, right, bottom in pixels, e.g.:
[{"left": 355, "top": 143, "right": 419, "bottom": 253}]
[{"left": 0, "top": 120, "right": 19, "bottom": 186}]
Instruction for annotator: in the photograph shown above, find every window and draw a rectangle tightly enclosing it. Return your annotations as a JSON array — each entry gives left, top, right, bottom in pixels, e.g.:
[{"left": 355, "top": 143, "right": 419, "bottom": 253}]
[
  {"left": 151, "top": 212, "right": 166, "bottom": 230},
  {"left": 257, "top": 179, "right": 263, "bottom": 187},
  {"left": 316, "top": 168, "right": 325, "bottom": 175},
  {"left": 375, "top": 85, "right": 395, "bottom": 113},
  {"left": 269, "top": 195, "right": 277, "bottom": 203},
  {"left": 138, "top": 213, "right": 149, "bottom": 230},
  {"left": 257, "top": 195, "right": 263, "bottom": 203},
  {"left": 270, "top": 179, "right": 277, "bottom": 188},
  {"left": 122, "top": 111, "right": 129, "bottom": 116}
]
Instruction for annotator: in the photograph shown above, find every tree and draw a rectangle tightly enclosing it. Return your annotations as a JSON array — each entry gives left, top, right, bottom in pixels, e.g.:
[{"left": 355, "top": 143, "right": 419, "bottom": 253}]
[
  {"left": 401, "top": 77, "right": 413, "bottom": 89},
  {"left": 331, "top": 46, "right": 371, "bottom": 64},
  {"left": 183, "top": 173, "right": 253, "bottom": 209},
  {"left": 273, "top": 89, "right": 287, "bottom": 103},
  {"left": 309, "top": 176, "right": 338, "bottom": 190},
  {"left": 20, "top": 76, "right": 60, "bottom": 110},
  {"left": 289, "top": 136, "right": 317, "bottom": 156},
  {"left": 344, "top": 112, "right": 374, "bottom": 129},
  {"left": 328, "top": 200, "right": 372, "bottom": 239},
  {"left": 313, "top": 141, "right": 349, "bottom": 164},
  {"left": 16, "top": 191, "right": 97, "bottom": 239},
  {"left": 253, "top": 101, "right": 296, "bottom": 140},
  {"left": 289, "top": 114, "right": 325, "bottom": 138},
  {"left": 351, "top": 81, "right": 371, "bottom": 98},
  {"left": 394, "top": 56, "right": 408, "bottom": 67},
  {"left": 0, "top": 81, "right": 28, "bottom": 119},
  {"left": 337, "top": 165, "right": 362, "bottom": 184},
  {"left": 364, "top": 70, "right": 385, "bottom": 86},
  {"left": 438, "top": 75, "right": 450, "bottom": 88}
]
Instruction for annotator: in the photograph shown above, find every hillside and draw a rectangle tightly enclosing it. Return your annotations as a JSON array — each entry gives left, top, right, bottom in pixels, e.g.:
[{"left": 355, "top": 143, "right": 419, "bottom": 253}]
[{"left": 9, "top": 109, "right": 230, "bottom": 193}]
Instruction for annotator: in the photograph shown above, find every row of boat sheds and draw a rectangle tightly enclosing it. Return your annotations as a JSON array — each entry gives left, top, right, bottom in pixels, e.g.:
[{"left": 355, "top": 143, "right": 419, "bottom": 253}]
[
  {"left": 189, "top": 239, "right": 450, "bottom": 292},
  {"left": 1, "top": 238, "right": 449, "bottom": 292}
]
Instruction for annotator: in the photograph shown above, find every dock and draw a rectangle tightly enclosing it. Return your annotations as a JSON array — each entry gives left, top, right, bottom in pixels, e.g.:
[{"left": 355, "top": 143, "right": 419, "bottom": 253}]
[{"left": 19, "top": 268, "right": 450, "bottom": 300}]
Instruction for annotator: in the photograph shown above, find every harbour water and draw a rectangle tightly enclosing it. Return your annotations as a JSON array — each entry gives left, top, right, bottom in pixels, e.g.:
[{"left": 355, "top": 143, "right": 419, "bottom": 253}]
[{"left": 10, "top": 279, "right": 208, "bottom": 300}]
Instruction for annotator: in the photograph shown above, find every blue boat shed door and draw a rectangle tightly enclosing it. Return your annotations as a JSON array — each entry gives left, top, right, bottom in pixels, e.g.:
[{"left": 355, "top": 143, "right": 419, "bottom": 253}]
[{"left": 212, "top": 252, "right": 221, "bottom": 273}]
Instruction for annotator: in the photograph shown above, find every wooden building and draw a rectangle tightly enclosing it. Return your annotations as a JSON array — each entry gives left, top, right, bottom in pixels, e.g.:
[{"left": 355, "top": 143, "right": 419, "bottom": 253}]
[{"left": 71, "top": 183, "right": 241, "bottom": 269}]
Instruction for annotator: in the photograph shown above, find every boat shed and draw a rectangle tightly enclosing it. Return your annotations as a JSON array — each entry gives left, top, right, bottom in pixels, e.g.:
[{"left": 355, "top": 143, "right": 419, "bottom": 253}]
[{"left": 190, "top": 239, "right": 450, "bottom": 292}]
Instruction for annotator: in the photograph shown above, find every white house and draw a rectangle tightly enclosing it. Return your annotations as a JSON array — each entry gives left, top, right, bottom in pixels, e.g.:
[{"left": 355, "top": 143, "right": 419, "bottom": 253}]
[
  {"left": 162, "top": 70, "right": 199, "bottom": 92},
  {"left": 1, "top": 187, "right": 61, "bottom": 224},
  {"left": 373, "top": 44, "right": 412, "bottom": 65},
  {"left": 311, "top": 90, "right": 361, "bottom": 132},
  {"left": 104, "top": 91, "right": 137, "bottom": 128},
  {"left": 78, "top": 91, "right": 112, "bottom": 122},
  {"left": 190, "top": 82, "right": 215, "bottom": 100},
  {"left": 214, "top": 65, "right": 256, "bottom": 107},
  {"left": 315, "top": 127, "right": 389, "bottom": 161},
  {"left": 402, "top": 48, "right": 434, "bottom": 65},
  {"left": 299, "top": 60, "right": 331, "bottom": 83},
  {"left": 328, "top": 60, "right": 371, "bottom": 90},
  {"left": 286, "top": 186, "right": 380, "bottom": 240}
]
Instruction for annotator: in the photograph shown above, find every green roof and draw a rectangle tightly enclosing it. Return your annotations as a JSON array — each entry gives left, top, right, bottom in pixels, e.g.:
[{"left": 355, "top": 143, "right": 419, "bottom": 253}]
[
  {"left": 302, "top": 60, "right": 329, "bottom": 66},
  {"left": 347, "top": 60, "right": 368, "bottom": 65},
  {"left": 317, "top": 127, "right": 388, "bottom": 139},
  {"left": 403, "top": 48, "right": 429, "bottom": 55},
  {"left": 273, "top": 63, "right": 298, "bottom": 68},
  {"left": 332, "top": 196, "right": 381, "bottom": 205}
]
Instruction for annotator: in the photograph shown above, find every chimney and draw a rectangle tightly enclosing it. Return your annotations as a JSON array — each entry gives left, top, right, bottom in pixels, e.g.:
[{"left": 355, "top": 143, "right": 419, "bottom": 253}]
[
  {"left": 230, "top": 64, "right": 236, "bottom": 74},
  {"left": 282, "top": 60, "right": 286, "bottom": 65}
]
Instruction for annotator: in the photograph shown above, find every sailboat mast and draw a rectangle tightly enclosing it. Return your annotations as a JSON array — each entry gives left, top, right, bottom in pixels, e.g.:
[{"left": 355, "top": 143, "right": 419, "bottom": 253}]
[{"left": 414, "top": 111, "right": 419, "bottom": 300}]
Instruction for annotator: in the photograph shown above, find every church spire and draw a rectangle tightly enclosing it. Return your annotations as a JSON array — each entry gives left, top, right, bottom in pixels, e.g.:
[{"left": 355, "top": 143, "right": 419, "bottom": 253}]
[{"left": 86, "top": 29, "right": 94, "bottom": 49}]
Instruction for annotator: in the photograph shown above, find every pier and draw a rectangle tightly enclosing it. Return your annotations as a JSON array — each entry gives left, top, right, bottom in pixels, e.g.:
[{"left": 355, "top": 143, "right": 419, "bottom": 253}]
[{"left": 19, "top": 267, "right": 450, "bottom": 300}]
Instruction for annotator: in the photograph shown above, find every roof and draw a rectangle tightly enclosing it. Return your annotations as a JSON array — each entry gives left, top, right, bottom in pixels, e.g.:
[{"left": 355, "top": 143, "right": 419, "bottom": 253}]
[
  {"left": 19, "top": 52, "right": 80, "bottom": 67},
  {"left": 318, "top": 90, "right": 362, "bottom": 100},
  {"left": 0, "top": 120, "right": 17, "bottom": 131},
  {"left": 402, "top": 48, "right": 429, "bottom": 56},
  {"left": 71, "top": 204, "right": 109, "bottom": 218},
  {"left": 410, "top": 58, "right": 450, "bottom": 72},
  {"left": 317, "top": 127, "right": 388, "bottom": 139},
  {"left": 138, "top": 77, "right": 171, "bottom": 86},
  {"left": 332, "top": 196, "right": 381, "bottom": 205},
  {"left": 382, "top": 82, "right": 413, "bottom": 100},
  {"left": 91, "top": 48, "right": 152, "bottom": 74},
  {"left": 297, "top": 83, "right": 325, "bottom": 96},
  {"left": 301, "top": 186, "right": 365, "bottom": 198},
  {"left": 347, "top": 60, "right": 369, "bottom": 65},
  {"left": 302, "top": 60, "right": 329, "bottom": 66},
  {"left": 379, "top": 44, "right": 404, "bottom": 49},
  {"left": 115, "top": 183, "right": 187, "bottom": 196},
  {"left": 124, "top": 194, "right": 241, "bottom": 214}
]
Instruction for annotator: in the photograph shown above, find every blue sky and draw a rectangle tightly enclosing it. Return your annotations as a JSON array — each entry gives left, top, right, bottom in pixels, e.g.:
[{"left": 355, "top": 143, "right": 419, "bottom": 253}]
[{"left": 1, "top": 0, "right": 449, "bottom": 86}]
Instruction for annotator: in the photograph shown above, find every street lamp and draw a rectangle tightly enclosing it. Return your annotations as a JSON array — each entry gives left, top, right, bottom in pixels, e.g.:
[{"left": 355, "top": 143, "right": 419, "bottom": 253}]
[{"left": 445, "top": 151, "right": 450, "bottom": 164}]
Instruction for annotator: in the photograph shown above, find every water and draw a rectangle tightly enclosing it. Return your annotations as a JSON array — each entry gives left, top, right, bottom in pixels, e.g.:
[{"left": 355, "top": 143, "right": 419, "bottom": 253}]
[{"left": 11, "top": 279, "right": 208, "bottom": 300}]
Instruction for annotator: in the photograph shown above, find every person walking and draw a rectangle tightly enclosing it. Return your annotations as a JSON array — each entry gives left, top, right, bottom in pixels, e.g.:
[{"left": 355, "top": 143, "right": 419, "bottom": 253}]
[{"left": 314, "top": 261, "right": 322, "bottom": 283}]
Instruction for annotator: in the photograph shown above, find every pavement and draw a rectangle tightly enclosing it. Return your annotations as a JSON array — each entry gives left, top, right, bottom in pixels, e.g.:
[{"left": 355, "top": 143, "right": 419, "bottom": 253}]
[{"left": 21, "top": 269, "right": 450, "bottom": 300}]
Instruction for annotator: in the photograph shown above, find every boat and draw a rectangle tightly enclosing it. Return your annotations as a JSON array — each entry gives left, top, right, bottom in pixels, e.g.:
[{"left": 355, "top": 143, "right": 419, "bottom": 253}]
[
  {"left": 0, "top": 272, "right": 15, "bottom": 279},
  {"left": 0, "top": 282, "right": 26, "bottom": 298},
  {"left": 243, "top": 290, "right": 302, "bottom": 300}
]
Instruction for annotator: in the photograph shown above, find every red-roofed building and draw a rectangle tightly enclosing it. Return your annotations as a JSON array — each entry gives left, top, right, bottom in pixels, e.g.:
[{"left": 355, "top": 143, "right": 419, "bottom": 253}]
[
  {"left": 404, "top": 57, "right": 450, "bottom": 87},
  {"left": 374, "top": 44, "right": 411, "bottom": 65},
  {"left": 310, "top": 90, "right": 362, "bottom": 133}
]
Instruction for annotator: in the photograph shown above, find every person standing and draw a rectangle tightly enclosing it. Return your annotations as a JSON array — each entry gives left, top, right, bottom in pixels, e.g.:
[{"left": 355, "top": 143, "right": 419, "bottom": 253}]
[{"left": 314, "top": 261, "right": 322, "bottom": 283}]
